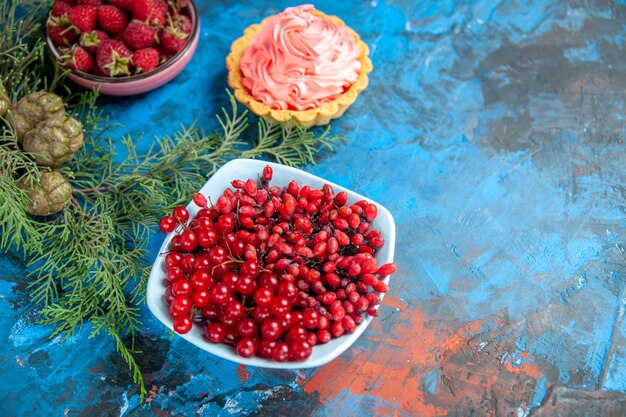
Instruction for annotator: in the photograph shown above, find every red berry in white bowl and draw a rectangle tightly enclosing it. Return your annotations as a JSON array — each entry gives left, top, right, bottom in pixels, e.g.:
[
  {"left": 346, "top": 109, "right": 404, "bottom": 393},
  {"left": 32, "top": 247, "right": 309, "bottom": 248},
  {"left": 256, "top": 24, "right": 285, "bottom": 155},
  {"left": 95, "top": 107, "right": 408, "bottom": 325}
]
[{"left": 154, "top": 165, "right": 396, "bottom": 363}]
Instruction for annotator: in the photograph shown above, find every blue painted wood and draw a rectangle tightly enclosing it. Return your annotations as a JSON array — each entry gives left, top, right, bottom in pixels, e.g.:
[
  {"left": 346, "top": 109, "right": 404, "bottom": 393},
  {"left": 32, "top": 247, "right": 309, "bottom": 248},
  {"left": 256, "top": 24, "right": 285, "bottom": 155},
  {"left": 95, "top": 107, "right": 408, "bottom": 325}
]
[{"left": 2, "top": 1, "right": 626, "bottom": 415}]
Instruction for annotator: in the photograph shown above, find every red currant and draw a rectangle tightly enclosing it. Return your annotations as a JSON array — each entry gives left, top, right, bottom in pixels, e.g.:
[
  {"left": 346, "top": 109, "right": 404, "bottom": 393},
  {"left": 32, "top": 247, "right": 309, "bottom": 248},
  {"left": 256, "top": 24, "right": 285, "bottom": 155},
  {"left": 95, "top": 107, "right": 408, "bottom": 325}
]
[
  {"left": 258, "top": 340, "right": 276, "bottom": 358},
  {"left": 272, "top": 342, "right": 290, "bottom": 362},
  {"left": 252, "top": 306, "right": 272, "bottom": 323},
  {"left": 224, "top": 326, "right": 241, "bottom": 346},
  {"left": 170, "top": 295, "right": 191, "bottom": 317},
  {"left": 377, "top": 263, "right": 397, "bottom": 277},
  {"left": 164, "top": 286, "right": 174, "bottom": 304},
  {"left": 237, "top": 275, "right": 257, "bottom": 296},
  {"left": 236, "top": 337, "right": 258, "bottom": 358},
  {"left": 159, "top": 216, "right": 177, "bottom": 233},
  {"left": 191, "top": 289, "right": 211, "bottom": 307},
  {"left": 223, "top": 301, "right": 245, "bottom": 321},
  {"left": 207, "top": 246, "right": 227, "bottom": 265},
  {"left": 253, "top": 287, "right": 274, "bottom": 308},
  {"left": 172, "top": 206, "right": 189, "bottom": 223},
  {"left": 179, "top": 230, "right": 198, "bottom": 252},
  {"left": 363, "top": 203, "right": 378, "bottom": 221},
  {"left": 373, "top": 281, "right": 389, "bottom": 293},
  {"left": 197, "top": 229, "right": 217, "bottom": 248},
  {"left": 240, "top": 259, "right": 260, "bottom": 278},
  {"left": 237, "top": 318, "right": 259, "bottom": 338},
  {"left": 201, "top": 303, "right": 221, "bottom": 321},
  {"left": 262, "top": 165, "right": 273, "bottom": 181},
  {"left": 171, "top": 280, "right": 192, "bottom": 297},
  {"left": 164, "top": 252, "right": 183, "bottom": 269},
  {"left": 173, "top": 316, "right": 192, "bottom": 334},
  {"left": 317, "top": 329, "right": 331, "bottom": 343},
  {"left": 270, "top": 296, "right": 292, "bottom": 317},
  {"left": 206, "top": 322, "right": 227, "bottom": 343},
  {"left": 331, "top": 321, "right": 345, "bottom": 338},
  {"left": 193, "top": 193, "right": 208, "bottom": 207},
  {"left": 166, "top": 266, "right": 184, "bottom": 283},
  {"left": 190, "top": 270, "right": 212, "bottom": 289},
  {"left": 162, "top": 168, "right": 395, "bottom": 362},
  {"left": 343, "top": 315, "right": 357, "bottom": 333},
  {"left": 285, "top": 325, "right": 307, "bottom": 343},
  {"left": 289, "top": 339, "right": 312, "bottom": 361},
  {"left": 210, "top": 284, "right": 232, "bottom": 305},
  {"left": 261, "top": 319, "right": 282, "bottom": 341}
]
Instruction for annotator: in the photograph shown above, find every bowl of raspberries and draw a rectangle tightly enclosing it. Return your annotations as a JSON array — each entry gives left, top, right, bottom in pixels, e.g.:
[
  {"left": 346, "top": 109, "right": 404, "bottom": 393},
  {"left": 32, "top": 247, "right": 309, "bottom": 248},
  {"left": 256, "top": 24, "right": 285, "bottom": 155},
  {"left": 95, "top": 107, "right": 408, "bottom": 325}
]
[
  {"left": 146, "top": 159, "right": 397, "bottom": 368},
  {"left": 46, "top": 0, "right": 199, "bottom": 95}
]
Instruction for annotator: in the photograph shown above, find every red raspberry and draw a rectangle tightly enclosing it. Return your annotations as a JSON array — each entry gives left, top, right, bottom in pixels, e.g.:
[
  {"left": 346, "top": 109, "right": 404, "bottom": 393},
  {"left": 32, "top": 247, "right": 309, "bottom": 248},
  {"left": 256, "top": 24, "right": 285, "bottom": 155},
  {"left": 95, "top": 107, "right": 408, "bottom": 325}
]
[
  {"left": 155, "top": 0, "right": 169, "bottom": 15},
  {"left": 173, "top": 14, "right": 193, "bottom": 34},
  {"left": 76, "top": 0, "right": 102, "bottom": 5},
  {"left": 133, "top": 0, "right": 166, "bottom": 26},
  {"left": 60, "top": 45, "right": 94, "bottom": 72},
  {"left": 162, "top": 26, "right": 189, "bottom": 54},
  {"left": 123, "top": 20, "right": 157, "bottom": 50},
  {"left": 50, "top": 1, "right": 73, "bottom": 17},
  {"left": 96, "top": 39, "right": 132, "bottom": 76},
  {"left": 171, "top": 0, "right": 190, "bottom": 11},
  {"left": 47, "top": 16, "right": 78, "bottom": 47},
  {"left": 132, "top": 47, "right": 159, "bottom": 73},
  {"left": 109, "top": 0, "right": 134, "bottom": 11},
  {"left": 90, "top": 63, "right": 108, "bottom": 76},
  {"left": 97, "top": 5, "right": 128, "bottom": 34},
  {"left": 79, "top": 29, "right": 108, "bottom": 55},
  {"left": 68, "top": 5, "right": 97, "bottom": 33},
  {"left": 156, "top": 45, "right": 173, "bottom": 63}
]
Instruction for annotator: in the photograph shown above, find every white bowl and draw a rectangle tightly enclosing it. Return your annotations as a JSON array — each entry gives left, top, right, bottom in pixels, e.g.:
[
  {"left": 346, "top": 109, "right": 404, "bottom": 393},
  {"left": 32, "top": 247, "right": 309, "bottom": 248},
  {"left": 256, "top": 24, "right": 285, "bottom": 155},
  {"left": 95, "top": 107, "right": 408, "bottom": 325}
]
[{"left": 146, "top": 159, "right": 396, "bottom": 368}]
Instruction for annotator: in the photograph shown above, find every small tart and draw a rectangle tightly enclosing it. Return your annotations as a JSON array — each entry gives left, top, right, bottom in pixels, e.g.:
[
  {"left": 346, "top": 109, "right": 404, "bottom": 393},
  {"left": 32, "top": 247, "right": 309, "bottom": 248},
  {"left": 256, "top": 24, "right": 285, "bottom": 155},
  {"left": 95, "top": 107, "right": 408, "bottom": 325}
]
[{"left": 226, "top": 6, "right": 373, "bottom": 127}]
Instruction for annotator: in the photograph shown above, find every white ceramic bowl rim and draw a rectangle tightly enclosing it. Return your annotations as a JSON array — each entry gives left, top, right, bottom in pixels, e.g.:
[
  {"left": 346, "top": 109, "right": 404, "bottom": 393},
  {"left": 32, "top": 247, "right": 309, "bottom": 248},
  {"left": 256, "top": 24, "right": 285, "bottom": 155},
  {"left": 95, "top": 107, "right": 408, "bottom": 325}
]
[
  {"left": 146, "top": 159, "right": 396, "bottom": 369},
  {"left": 46, "top": 0, "right": 199, "bottom": 83}
]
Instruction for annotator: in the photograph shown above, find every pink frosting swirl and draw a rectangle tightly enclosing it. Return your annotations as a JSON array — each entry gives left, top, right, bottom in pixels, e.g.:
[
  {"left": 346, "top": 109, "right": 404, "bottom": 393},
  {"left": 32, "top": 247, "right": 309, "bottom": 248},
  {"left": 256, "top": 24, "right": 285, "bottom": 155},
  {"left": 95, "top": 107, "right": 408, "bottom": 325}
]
[{"left": 239, "top": 5, "right": 362, "bottom": 111}]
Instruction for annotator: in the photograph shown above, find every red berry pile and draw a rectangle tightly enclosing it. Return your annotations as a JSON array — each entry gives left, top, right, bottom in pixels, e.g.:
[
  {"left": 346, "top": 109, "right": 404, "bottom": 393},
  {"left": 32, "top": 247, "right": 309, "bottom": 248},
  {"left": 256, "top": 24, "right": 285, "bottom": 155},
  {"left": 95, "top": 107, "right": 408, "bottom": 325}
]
[
  {"left": 47, "top": 0, "right": 193, "bottom": 76},
  {"left": 159, "top": 166, "right": 397, "bottom": 362}
]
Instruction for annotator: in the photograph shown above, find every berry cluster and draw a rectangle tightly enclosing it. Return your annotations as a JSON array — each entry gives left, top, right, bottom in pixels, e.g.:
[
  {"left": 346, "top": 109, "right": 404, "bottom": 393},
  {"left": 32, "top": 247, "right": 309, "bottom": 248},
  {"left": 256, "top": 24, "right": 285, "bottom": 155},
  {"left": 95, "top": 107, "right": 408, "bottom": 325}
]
[
  {"left": 46, "top": 0, "right": 193, "bottom": 76},
  {"left": 159, "top": 166, "right": 397, "bottom": 362}
]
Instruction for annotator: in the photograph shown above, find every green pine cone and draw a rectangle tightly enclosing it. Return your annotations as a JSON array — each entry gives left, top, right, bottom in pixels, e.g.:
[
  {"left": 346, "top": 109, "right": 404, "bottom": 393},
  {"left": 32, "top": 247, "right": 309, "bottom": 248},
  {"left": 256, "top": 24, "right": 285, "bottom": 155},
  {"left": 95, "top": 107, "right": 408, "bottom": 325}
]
[
  {"left": 18, "top": 170, "right": 72, "bottom": 216},
  {"left": 0, "top": 83, "right": 9, "bottom": 118},
  {"left": 11, "top": 91, "right": 65, "bottom": 143},
  {"left": 22, "top": 116, "right": 84, "bottom": 167}
]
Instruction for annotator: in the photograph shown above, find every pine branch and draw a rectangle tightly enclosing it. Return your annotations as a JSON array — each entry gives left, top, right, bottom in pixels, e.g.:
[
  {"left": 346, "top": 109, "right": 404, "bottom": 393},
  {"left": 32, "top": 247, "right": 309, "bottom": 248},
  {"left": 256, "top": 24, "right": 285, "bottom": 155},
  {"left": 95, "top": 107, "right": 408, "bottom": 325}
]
[{"left": 0, "top": 0, "right": 348, "bottom": 402}]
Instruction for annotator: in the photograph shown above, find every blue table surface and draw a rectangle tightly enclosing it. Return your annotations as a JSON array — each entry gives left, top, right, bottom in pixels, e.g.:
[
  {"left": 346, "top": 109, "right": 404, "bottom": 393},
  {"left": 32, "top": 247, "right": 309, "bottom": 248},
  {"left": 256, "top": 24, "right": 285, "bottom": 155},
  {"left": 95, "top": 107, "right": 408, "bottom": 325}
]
[{"left": 2, "top": 0, "right": 626, "bottom": 416}]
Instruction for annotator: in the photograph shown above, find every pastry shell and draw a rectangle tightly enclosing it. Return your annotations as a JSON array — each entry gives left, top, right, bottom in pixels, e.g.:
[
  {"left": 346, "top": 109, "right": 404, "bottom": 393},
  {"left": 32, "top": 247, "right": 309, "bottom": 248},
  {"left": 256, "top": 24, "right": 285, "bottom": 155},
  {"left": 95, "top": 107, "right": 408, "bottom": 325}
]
[{"left": 226, "top": 9, "right": 373, "bottom": 127}]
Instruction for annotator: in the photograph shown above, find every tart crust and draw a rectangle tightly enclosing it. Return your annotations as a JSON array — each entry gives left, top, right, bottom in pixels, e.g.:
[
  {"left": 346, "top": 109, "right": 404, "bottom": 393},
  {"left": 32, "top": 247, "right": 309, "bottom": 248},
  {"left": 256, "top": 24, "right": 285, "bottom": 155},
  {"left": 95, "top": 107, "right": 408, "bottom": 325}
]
[{"left": 226, "top": 9, "right": 373, "bottom": 127}]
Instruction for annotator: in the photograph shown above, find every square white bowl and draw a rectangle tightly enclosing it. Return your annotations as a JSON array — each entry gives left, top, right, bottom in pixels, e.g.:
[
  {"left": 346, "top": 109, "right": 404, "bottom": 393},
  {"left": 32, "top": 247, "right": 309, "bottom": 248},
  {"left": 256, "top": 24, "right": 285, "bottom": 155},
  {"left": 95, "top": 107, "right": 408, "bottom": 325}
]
[{"left": 146, "top": 158, "right": 396, "bottom": 369}]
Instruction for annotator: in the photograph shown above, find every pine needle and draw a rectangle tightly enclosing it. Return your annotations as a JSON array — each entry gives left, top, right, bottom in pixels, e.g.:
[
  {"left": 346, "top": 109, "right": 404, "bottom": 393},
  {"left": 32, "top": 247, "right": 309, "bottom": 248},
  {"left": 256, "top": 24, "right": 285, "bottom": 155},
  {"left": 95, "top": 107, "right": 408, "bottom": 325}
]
[{"left": 0, "top": 0, "right": 347, "bottom": 401}]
